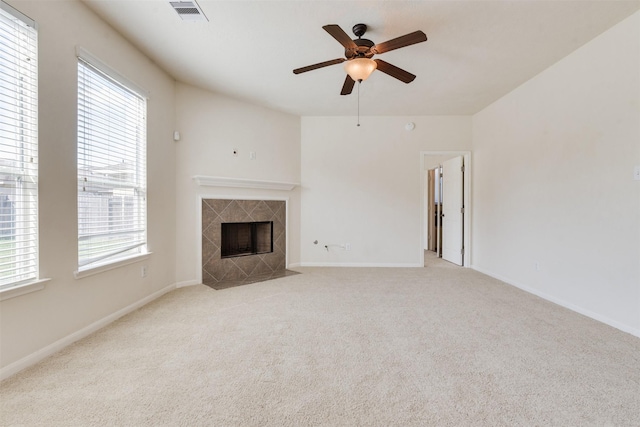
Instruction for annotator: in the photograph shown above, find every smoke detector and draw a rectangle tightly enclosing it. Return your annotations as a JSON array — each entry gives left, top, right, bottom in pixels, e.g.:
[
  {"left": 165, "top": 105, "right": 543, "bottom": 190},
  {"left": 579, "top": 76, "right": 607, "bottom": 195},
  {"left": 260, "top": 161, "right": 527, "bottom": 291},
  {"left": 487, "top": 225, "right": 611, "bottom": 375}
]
[{"left": 170, "top": 1, "right": 208, "bottom": 21}]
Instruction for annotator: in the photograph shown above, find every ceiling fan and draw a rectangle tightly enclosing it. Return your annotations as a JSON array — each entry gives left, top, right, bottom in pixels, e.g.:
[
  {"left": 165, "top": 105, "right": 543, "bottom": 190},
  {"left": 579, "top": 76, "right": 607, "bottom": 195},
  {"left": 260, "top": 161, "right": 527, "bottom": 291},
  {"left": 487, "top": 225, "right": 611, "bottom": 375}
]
[{"left": 293, "top": 23, "right": 427, "bottom": 95}]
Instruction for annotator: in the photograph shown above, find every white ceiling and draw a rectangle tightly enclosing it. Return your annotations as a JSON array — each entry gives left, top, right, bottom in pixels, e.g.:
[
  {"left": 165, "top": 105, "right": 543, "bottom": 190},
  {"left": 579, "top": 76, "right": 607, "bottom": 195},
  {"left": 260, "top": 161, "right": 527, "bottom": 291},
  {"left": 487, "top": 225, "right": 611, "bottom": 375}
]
[{"left": 81, "top": 0, "right": 640, "bottom": 117}]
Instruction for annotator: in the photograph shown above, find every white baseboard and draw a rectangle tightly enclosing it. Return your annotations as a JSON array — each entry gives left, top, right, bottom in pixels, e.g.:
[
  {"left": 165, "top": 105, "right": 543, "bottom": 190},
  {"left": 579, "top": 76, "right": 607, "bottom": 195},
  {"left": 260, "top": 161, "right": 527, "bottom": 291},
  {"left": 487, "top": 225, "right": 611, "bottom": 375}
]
[
  {"left": 0, "top": 283, "right": 176, "bottom": 381},
  {"left": 298, "top": 262, "right": 423, "bottom": 268},
  {"left": 287, "top": 263, "right": 301, "bottom": 269},
  {"left": 471, "top": 265, "right": 640, "bottom": 339},
  {"left": 176, "top": 279, "right": 201, "bottom": 288}
]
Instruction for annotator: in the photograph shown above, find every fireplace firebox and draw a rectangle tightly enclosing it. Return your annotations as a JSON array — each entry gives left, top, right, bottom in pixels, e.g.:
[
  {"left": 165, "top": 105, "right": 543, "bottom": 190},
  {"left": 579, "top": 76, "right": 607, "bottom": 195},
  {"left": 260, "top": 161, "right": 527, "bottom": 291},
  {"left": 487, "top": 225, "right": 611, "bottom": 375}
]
[{"left": 221, "top": 221, "right": 273, "bottom": 258}]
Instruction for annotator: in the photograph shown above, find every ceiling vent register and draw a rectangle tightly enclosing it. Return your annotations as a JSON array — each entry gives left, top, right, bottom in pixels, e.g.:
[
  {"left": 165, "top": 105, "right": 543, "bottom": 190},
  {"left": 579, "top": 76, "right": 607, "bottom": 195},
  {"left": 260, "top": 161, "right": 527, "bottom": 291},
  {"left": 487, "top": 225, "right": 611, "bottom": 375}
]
[{"left": 169, "top": 1, "right": 208, "bottom": 21}]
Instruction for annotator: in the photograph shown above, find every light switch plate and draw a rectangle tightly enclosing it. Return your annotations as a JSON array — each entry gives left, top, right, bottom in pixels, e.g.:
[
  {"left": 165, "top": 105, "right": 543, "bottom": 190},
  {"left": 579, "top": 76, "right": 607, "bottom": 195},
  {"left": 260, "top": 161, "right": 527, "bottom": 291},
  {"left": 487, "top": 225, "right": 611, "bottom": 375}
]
[{"left": 634, "top": 165, "right": 640, "bottom": 181}]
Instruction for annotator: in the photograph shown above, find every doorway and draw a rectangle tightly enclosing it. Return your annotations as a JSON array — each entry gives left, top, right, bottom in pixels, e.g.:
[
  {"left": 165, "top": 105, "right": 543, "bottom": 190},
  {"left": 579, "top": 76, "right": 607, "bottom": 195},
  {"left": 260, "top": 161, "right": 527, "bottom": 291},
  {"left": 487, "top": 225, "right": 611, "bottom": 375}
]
[{"left": 420, "top": 151, "right": 471, "bottom": 267}]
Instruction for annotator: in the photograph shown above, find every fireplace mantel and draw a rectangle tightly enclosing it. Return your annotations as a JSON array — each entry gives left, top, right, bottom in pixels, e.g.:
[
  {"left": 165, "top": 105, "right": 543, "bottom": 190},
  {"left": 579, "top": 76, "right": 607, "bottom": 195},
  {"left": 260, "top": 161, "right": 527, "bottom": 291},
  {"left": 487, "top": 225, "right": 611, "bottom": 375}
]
[{"left": 193, "top": 175, "right": 298, "bottom": 191}]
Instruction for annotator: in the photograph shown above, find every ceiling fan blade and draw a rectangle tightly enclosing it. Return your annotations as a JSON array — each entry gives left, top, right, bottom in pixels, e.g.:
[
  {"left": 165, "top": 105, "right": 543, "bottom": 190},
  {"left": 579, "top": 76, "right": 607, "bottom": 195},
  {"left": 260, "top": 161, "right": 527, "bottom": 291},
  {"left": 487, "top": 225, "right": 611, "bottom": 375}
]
[
  {"left": 374, "top": 59, "right": 416, "bottom": 83},
  {"left": 371, "top": 30, "right": 427, "bottom": 55},
  {"left": 293, "top": 58, "right": 346, "bottom": 74},
  {"left": 340, "top": 75, "right": 355, "bottom": 95},
  {"left": 323, "top": 24, "right": 358, "bottom": 51}
]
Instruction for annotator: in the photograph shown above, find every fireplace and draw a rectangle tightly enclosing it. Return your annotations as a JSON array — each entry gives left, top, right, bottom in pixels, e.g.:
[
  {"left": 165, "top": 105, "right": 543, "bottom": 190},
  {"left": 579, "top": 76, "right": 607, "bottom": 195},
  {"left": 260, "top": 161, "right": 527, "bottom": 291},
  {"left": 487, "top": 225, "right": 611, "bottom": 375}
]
[
  {"left": 202, "top": 199, "right": 286, "bottom": 285},
  {"left": 221, "top": 221, "right": 273, "bottom": 258}
]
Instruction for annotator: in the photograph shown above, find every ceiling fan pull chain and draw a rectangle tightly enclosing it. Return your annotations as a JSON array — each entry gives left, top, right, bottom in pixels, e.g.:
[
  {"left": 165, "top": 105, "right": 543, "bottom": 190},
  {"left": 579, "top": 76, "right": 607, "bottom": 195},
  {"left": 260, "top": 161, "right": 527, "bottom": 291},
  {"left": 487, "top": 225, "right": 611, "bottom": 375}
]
[{"left": 357, "top": 81, "right": 361, "bottom": 127}]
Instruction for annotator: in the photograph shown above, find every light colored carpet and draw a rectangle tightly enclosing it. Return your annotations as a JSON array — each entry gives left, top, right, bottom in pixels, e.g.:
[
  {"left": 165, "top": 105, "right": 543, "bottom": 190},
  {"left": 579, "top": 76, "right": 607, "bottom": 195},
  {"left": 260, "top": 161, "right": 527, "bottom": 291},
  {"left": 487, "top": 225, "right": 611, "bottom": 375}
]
[{"left": 2, "top": 253, "right": 639, "bottom": 426}]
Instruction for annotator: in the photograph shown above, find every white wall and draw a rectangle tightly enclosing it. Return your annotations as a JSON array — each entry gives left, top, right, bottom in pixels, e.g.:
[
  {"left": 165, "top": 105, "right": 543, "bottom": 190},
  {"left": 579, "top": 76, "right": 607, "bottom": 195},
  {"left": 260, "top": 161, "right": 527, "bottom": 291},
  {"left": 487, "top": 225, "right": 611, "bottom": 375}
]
[
  {"left": 301, "top": 116, "right": 471, "bottom": 266},
  {"left": 472, "top": 12, "right": 640, "bottom": 335},
  {"left": 0, "top": 0, "right": 177, "bottom": 372},
  {"left": 174, "top": 82, "right": 301, "bottom": 284}
]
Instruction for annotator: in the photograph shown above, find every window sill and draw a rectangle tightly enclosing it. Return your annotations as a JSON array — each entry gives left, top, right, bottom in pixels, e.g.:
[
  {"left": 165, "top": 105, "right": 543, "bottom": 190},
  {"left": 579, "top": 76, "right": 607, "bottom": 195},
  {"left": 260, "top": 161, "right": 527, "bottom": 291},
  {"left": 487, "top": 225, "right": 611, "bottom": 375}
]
[
  {"left": 0, "top": 278, "right": 51, "bottom": 302},
  {"left": 74, "top": 252, "right": 152, "bottom": 280}
]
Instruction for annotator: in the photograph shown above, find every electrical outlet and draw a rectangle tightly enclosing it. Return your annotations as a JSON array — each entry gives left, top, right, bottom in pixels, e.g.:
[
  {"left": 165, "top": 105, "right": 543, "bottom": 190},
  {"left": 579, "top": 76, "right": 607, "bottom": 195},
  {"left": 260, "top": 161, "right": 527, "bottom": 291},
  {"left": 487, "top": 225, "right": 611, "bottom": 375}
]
[
  {"left": 345, "top": 243, "right": 351, "bottom": 251},
  {"left": 534, "top": 262, "right": 540, "bottom": 271},
  {"left": 634, "top": 165, "right": 640, "bottom": 181},
  {"left": 249, "top": 151, "right": 256, "bottom": 160},
  {"left": 141, "top": 266, "right": 148, "bottom": 278}
]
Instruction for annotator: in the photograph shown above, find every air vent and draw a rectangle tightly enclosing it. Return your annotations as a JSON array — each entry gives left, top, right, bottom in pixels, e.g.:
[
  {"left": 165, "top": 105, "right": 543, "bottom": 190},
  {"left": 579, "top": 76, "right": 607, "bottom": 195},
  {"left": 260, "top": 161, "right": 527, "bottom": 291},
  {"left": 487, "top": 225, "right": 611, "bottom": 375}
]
[{"left": 170, "top": 1, "right": 208, "bottom": 21}]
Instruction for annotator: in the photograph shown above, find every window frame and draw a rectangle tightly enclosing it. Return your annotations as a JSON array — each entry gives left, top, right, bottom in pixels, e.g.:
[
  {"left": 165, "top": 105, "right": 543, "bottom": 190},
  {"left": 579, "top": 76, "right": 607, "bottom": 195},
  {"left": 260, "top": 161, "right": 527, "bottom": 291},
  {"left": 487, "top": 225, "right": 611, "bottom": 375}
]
[
  {"left": 76, "top": 49, "right": 148, "bottom": 274},
  {"left": 0, "top": 1, "right": 39, "bottom": 292}
]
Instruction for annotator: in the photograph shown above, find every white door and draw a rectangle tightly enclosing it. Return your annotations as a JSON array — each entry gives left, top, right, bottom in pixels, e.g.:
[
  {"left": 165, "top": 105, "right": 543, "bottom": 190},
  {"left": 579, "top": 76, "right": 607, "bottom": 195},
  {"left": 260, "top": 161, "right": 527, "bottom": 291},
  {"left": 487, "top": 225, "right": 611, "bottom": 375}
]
[{"left": 441, "top": 156, "right": 464, "bottom": 265}]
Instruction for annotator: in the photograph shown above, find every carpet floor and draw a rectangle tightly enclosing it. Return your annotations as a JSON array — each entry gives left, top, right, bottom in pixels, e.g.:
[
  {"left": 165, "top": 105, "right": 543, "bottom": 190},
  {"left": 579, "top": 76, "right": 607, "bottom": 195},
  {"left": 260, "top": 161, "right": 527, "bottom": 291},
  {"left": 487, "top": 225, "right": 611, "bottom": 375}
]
[{"left": 1, "top": 254, "right": 639, "bottom": 426}]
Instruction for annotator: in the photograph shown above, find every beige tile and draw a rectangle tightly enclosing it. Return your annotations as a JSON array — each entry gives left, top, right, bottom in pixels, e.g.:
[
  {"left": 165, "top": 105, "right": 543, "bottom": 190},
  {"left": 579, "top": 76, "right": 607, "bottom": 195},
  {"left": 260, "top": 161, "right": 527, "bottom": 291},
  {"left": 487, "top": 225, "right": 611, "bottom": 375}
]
[
  {"left": 272, "top": 203, "right": 286, "bottom": 226},
  {"left": 204, "top": 199, "right": 232, "bottom": 216},
  {"left": 248, "top": 201, "right": 273, "bottom": 222},
  {"left": 202, "top": 202, "right": 219, "bottom": 231},
  {"left": 249, "top": 258, "right": 273, "bottom": 276},
  {"left": 273, "top": 220, "right": 285, "bottom": 241},
  {"left": 264, "top": 200, "right": 283, "bottom": 214},
  {"left": 220, "top": 200, "right": 251, "bottom": 223},
  {"left": 204, "top": 257, "right": 230, "bottom": 281},
  {"left": 203, "top": 220, "right": 221, "bottom": 246},
  {"left": 202, "top": 236, "right": 219, "bottom": 264},
  {"left": 202, "top": 269, "right": 217, "bottom": 285},
  {"left": 232, "top": 255, "right": 261, "bottom": 276},
  {"left": 236, "top": 200, "right": 261, "bottom": 215},
  {"left": 222, "top": 262, "right": 248, "bottom": 281},
  {"left": 262, "top": 252, "right": 283, "bottom": 272},
  {"left": 273, "top": 232, "right": 285, "bottom": 253}
]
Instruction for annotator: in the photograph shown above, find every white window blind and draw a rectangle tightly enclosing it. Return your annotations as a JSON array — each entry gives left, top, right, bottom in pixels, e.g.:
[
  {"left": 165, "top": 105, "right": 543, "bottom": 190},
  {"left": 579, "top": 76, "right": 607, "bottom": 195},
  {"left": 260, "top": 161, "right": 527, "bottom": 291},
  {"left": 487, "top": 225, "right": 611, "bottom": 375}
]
[
  {"left": 0, "top": 3, "right": 38, "bottom": 289},
  {"left": 77, "top": 58, "right": 146, "bottom": 270}
]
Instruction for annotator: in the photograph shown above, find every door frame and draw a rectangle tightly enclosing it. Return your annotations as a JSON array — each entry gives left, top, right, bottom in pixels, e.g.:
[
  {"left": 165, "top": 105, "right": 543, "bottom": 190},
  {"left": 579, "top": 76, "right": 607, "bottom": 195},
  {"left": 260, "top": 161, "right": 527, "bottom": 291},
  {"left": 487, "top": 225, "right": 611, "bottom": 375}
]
[{"left": 420, "top": 151, "right": 472, "bottom": 267}]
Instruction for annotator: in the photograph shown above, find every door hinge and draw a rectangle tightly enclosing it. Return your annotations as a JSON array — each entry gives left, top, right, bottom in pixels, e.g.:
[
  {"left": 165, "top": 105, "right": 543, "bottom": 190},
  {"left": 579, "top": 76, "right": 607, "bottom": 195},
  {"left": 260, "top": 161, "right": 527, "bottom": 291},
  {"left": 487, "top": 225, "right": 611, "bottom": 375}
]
[
  {"left": 460, "top": 206, "right": 465, "bottom": 214},
  {"left": 461, "top": 164, "right": 465, "bottom": 173},
  {"left": 461, "top": 247, "right": 465, "bottom": 255}
]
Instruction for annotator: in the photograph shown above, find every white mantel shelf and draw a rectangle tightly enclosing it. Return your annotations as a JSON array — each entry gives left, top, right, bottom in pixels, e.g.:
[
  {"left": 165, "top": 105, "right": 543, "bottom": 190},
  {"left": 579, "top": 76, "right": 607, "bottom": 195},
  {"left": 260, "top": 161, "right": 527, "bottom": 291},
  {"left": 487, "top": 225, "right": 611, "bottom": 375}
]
[{"left": 193, "top": 175, "right": 298, "bottom": 191}]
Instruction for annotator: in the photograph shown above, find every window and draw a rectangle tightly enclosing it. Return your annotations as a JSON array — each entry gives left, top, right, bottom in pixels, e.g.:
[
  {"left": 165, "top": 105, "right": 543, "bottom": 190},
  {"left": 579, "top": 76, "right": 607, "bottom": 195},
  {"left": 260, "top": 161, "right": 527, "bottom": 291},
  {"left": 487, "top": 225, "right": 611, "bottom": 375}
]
[
  {"left": 0, "top": 3, "right": 38, "bottom": 289},
  {"left": 77, "top": 56, "right": 146, "bottom": 271}
]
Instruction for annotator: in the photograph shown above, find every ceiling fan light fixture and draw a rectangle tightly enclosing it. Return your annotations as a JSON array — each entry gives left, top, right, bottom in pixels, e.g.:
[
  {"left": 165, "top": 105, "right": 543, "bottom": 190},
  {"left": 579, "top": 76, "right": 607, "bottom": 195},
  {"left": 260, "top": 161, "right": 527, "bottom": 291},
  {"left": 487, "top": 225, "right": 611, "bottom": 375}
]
[{"left": 344, "top": 57, "right": 377, "bottom": 81}]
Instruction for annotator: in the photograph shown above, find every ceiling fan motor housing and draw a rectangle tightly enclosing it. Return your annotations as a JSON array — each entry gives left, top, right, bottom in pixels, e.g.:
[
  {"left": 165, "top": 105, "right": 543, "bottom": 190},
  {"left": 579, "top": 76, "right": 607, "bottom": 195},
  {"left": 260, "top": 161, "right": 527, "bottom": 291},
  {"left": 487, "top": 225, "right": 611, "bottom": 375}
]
[
  {"left": 346, "top": 23, "right": 375, "bottom": 58},
  {"left": 347, "top": 38, "right": 375, "bottom": 58}
]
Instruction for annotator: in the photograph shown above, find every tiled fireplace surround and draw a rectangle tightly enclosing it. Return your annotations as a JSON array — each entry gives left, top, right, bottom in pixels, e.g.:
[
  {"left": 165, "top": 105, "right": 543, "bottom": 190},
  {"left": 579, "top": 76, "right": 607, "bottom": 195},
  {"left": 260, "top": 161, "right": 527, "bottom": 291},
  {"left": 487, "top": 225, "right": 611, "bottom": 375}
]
[{"left": 201, "top": 199, "right": 286, "bottom": 285}]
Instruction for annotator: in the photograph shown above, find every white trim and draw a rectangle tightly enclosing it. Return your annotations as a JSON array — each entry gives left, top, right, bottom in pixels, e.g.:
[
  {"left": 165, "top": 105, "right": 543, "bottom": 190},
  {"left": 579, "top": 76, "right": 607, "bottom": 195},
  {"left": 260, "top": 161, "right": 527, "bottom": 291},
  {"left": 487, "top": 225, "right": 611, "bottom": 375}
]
[
  {"left": 0, "top": 283, "right": 176, "bottom": 381},
  {"left": 420, "top": 151, "right": 472, "bottom": 268},
  {"left": 176, "top": 279, "right": 201, "bottom": 288},
  {"left": 75, "top": 46, "right": 149, "bottom": 98},
  {"left": 0, "top": 1, "right": 36, "bottom": 28},
  {"left": 0, "top": 278, "right": 50, "bottom": 301},
  {"left": 298, "top": 262, "right": 423, "bottom": 268},
  {"left": 193, "top": 175, "right": 298, "bottom": 191},
  {"left": 74, "top": 252, "right": 152, "bottom": 279},
  {"left": 471, "top": 265, "right": 640, "bottom": 339}
]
